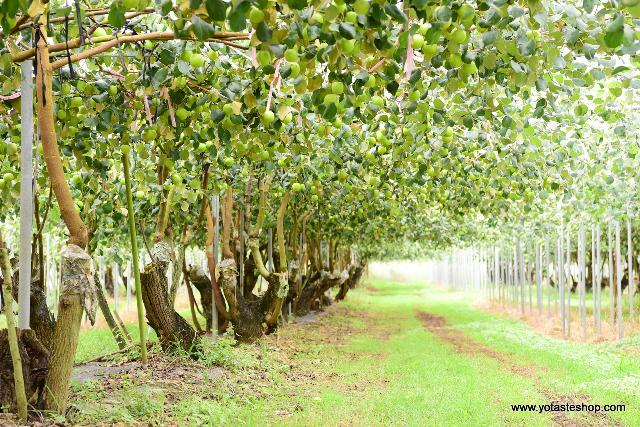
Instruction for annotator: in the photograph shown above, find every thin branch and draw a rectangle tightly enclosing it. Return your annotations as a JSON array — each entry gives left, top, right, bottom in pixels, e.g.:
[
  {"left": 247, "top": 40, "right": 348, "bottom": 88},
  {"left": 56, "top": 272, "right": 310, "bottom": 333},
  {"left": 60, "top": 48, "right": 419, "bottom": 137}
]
[{"left": 12, "top": 30, "right": 250, "bottom": 64}]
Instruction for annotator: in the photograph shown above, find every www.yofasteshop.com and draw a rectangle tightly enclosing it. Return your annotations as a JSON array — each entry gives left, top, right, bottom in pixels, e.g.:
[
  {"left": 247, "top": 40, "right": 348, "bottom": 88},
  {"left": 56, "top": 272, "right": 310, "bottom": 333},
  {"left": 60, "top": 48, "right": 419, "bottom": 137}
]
[{"left": 511, "top": 402, "right": 626, "bottom": 413}]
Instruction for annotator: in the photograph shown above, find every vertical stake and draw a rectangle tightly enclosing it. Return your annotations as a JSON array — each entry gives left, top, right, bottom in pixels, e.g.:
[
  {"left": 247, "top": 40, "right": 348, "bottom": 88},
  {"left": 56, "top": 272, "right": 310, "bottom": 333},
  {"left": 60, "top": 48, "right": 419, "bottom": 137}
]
[
  {"left": 18, "top": 60, "right": 34, "bottom": 330},
  {"left": 122, "top": 153, "right": 147, "bottom": 364}
]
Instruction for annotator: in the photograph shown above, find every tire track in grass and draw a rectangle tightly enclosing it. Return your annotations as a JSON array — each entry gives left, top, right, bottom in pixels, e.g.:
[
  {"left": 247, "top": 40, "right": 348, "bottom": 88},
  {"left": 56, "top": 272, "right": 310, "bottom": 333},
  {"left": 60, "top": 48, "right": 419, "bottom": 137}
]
[{"left": 415, "top": 310, "right": 620, "bottom": 427}]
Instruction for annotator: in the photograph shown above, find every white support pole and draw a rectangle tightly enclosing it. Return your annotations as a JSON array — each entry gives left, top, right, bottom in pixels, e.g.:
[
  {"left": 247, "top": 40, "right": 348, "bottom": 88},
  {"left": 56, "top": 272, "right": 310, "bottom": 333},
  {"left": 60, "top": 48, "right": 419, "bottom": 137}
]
[
  {"left": 18, "top": 60, "right": 34, "bottom": 330},
  {"left": 628, "top": 218, "right": 634, "bottom": 323},
  {"left": 528, "top": 245, "right": 532, "bottom": 312},
  {"left": 536, "top": 243, "right": 542, "bottom": 314},
  {"left": 555, "top": 238, "right": 560, "bottom": 316},
  {"left": 560, "top": 220, "right": 566, "bottom": 338},
  {"left": 512, "top": 248, "right": 516, "bottom": 305},
  {"left": 615, "top": 221, "right": 623, "bottom": 340},
  {"left": 596, "top": 224, "right": 602, "bottom": 335},
  {"left": 591, "top": 225, "right": 596, "bottom": 333},
  {"left": 566, "top": 225, "right": 571, "bottom": 337},
  {"left": 579, "top": 226, "right": 586, "bottom": 340},
  {"left": 545, "top": 239, "right": 551, "bottom": 318},
  {"left": 608, "top": 221, "right": 614, "bottom": 334}
]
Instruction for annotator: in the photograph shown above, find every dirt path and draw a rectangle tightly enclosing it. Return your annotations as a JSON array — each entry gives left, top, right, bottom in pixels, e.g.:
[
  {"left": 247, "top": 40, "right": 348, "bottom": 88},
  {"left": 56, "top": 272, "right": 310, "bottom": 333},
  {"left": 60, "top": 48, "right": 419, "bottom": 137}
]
[{"left": 415, "top": 310, "right": 620, "bottom": 427}]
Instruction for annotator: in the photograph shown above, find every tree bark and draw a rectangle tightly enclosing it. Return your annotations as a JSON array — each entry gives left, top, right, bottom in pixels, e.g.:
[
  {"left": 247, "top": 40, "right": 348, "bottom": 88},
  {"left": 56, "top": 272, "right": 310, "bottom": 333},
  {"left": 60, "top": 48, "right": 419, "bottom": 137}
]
[
  {"left": 44, "top": 245, "right": 94, "bottom": 413},
  {"left": 170, "top": 244, "right": 185, "bottom": 306},
  {"left": 3, "top": 267, "right": 55, "bottom": 351},
  {"left": 294, "top": 270, "right": 348, "bottom": 316},
  {"left": 0, "top": 329, "right": 50, "bottom": 412},
  {"left": 336, "top": 264, "right": 365, "bottom": 301},
  {"left": 140, "top": 240, "right": 200, "bottom": 354},
  {"left": 35, "top": 14, "right": 88, "bottom": 249}
]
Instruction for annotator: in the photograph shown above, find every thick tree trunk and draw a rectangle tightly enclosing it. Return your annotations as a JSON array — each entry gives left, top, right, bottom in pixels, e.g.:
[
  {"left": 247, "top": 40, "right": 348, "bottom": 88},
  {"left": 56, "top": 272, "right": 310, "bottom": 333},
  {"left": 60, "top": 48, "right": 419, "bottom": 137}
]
[
  {"left": 44, "top": 245, "right": 95, "bottom": 413},
  {"left": 140, "top": 240, "right": 200, "bottom": 354},
  {"left": 0, "top": 329, "right": 49, "bottom": 411},
  {"left": 218, "top": 258, "right": 288, "bottom": 342},
  {"left": 219, "top": 258, "right": 257, "bottom": 341},
  {"left": 294, "top": 270, "right": 347, "bottom": 316},
  {"left": 243, "top": 255, "right": 259, "bottom": 298},
  {"left": 2, "top": 268, "right": 56, "bottom": 351},
  {"left": 336, "top": 264, "right": 365, "bottom": 301}
]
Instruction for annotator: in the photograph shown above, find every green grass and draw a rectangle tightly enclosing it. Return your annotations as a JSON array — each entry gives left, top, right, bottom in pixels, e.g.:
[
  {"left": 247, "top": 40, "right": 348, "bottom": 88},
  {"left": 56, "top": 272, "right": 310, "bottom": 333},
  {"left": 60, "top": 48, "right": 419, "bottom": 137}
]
[
  {"left": 8, "top": 278, "right": 640, "bottom": 425},
  {"left": 371, "top": 279, "right": 640, "bottom": 426}
]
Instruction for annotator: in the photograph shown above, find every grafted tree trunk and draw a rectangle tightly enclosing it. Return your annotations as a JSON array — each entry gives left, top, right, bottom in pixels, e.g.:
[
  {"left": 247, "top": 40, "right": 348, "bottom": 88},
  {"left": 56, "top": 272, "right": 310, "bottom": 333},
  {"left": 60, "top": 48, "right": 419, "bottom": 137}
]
[
  {"left": 218, "top": 258, "right": 262, "bottom": 341},
  {"left": 140, "top": 240, "right": 200, "bottom": 354},
  {"left": 45, "top": 245, "right": 95, "bottom": 413},
  {"left": 218, "top": 258, "right": 288, "bottom": 341},
  {"left": 218, "top": 183, "right": 292, "bottom": 342}
]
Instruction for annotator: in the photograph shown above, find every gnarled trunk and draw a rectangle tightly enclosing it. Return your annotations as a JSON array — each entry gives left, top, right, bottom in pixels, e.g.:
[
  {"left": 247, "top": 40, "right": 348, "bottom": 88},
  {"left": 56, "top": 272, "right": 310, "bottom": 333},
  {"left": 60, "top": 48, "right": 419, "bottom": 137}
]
[
  {"left": 218, "top": 258, "right": 288, "bottom": 342},
  {"left": 2, "top": 268, "right": 56, "bottom": 351},
  {"left": 0, "top": 330, "right": 50, "bottom": 411},
  {"left": 336, "top": 264, "right": 365, "bottom": 301},
  {"left": 140, "top": 240, "right": 200, "bottom": 354},
  {"left": 294, "top": 269, "right": 348, "bottom": 316}
]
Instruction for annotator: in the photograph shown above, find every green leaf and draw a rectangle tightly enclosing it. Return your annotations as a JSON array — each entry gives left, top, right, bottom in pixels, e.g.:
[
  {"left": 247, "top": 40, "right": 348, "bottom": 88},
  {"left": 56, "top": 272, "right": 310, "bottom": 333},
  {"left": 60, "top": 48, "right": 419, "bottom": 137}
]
[
  {"left": 583, "top": 0, "right": 595, "bottom": 14},
  {"left": 384, "top": 4, "right": 407, "bottom": 23},
  {"left": 191, "top": 16, "right": 216, "bottom": 40},
  {"left": 338, "top": 23, "right": 356, "bottom": 40},
  {"left": 323, "top": 103, "right": 337, "bottom": 121},
  {"left": 151, "top": 68, "right": 169, "bottom": 87},
  {"left": 56, "top": 6, "right": 73, "bottom": 16},
  {"left": 518, "top": 39, "right": 535, "bottom": 56},
  {"left": 205, "top": 0, "right": 228, "bottom": 21},
  {"left": 604, "top": 13, "right": 624, "bottom": 49},
  {"left": 108, "top": 2, "right": 125, "bottom": 28},
  {"left": 287, "top": 0, "right": 307, "bottom": 10},
  {"left": 256, "top": 22, "right": 272, "bottom": 42},
  {"left": 482, "top": 31, "right": 497, "bottom": 46},
  {"left": 228, "top": 2, "right": 251, "bottom": 31}
]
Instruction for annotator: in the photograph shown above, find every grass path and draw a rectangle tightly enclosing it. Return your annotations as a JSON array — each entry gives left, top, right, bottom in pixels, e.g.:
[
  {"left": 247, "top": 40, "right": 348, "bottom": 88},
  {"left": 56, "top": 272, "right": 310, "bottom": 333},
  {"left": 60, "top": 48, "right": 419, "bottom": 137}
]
[{"left": 57, "top": 279, "right": 640, "bottom": 426}]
